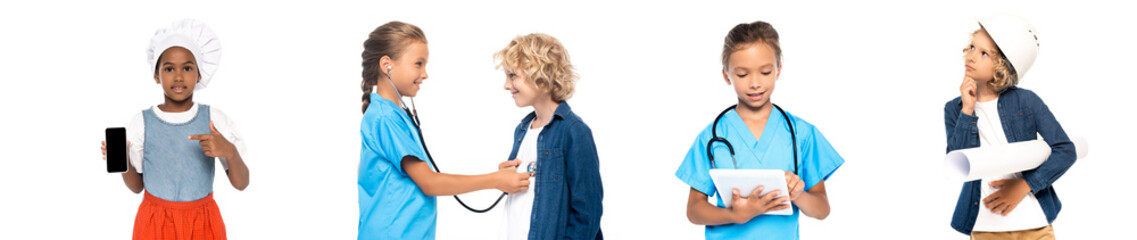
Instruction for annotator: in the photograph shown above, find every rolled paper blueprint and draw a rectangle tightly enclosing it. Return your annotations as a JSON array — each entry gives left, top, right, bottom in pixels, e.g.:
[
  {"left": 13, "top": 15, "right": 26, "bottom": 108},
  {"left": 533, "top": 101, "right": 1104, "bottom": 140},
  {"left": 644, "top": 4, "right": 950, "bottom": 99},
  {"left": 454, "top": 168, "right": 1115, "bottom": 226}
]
[{"left": 945, "top": 136, "right": 1088, "bottom": 181}]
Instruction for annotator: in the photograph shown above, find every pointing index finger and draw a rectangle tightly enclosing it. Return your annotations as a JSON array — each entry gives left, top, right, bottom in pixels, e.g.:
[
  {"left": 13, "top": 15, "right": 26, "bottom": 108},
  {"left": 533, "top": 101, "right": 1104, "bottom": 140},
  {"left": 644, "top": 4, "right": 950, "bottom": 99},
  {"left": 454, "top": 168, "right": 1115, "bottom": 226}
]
[{"left": 188, "top": 134, "right": 211, "bottom": 140}]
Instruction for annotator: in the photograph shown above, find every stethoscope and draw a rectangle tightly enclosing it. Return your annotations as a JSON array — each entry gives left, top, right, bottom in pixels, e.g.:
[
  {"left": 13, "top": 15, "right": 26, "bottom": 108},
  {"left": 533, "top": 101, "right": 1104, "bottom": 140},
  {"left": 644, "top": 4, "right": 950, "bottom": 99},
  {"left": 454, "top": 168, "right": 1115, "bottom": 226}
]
[
  {"left": 707, "top": 104, "right": 799, "bottom": 175},
  {"left": 382, "top": 66, "right": 510, "bottom": 213}
]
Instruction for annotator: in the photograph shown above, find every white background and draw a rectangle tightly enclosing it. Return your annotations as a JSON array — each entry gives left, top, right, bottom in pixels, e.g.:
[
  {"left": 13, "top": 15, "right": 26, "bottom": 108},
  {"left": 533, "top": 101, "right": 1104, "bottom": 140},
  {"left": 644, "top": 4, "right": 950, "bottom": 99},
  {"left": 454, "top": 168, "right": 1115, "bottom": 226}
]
[{"left": 1, "top": 0, "right": 1134, "bottom": 239}]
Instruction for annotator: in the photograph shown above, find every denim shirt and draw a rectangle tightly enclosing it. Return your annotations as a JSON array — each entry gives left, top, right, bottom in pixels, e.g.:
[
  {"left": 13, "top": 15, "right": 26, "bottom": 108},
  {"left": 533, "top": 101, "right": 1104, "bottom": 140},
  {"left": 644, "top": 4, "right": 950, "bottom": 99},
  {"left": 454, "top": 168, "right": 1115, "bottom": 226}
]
[
  {"left": 943, "top": 86, "right": 1077, "bottom": 234},
  {"left": 508, "top": 102, "right": 603, "bottom": 240}
]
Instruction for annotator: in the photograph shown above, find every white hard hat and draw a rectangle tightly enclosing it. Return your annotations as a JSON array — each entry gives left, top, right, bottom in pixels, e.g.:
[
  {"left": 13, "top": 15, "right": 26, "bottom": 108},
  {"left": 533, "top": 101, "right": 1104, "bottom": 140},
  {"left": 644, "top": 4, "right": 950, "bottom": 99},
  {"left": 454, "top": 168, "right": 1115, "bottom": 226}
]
[
  {"left": 977, "top": 14, "right": 1039, "bottom": 80},
  {"left": 147, "top": 19, "right": 222, "bottom": 91}
]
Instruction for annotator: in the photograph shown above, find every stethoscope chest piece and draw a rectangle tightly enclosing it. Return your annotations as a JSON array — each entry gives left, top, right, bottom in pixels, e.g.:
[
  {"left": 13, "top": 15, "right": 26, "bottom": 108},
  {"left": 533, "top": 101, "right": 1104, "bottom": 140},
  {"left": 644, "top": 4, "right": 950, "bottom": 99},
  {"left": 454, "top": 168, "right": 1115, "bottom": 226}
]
[{"left": 526, "top": 161, "right": 537, "bottom": 175}]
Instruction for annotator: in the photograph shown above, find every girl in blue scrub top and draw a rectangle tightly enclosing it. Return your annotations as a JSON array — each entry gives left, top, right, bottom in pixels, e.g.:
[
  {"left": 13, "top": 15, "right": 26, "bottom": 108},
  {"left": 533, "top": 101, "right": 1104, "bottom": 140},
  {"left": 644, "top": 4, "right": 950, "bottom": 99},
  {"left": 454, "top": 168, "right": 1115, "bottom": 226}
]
[
  {"left": 675, "top": 21, "right": 844, "bottom": 240},
  {"left": 356, "top": 21, "right": 532, "bottom": 240}
]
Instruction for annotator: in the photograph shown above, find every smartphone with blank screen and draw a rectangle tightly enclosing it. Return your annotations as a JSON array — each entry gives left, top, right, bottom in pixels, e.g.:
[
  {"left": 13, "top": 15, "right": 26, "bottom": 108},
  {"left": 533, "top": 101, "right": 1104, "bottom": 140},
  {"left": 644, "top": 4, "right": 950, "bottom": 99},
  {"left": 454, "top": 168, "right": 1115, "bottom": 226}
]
[{"left": 105, "top": 127, "right": 128, "bottom": 173}]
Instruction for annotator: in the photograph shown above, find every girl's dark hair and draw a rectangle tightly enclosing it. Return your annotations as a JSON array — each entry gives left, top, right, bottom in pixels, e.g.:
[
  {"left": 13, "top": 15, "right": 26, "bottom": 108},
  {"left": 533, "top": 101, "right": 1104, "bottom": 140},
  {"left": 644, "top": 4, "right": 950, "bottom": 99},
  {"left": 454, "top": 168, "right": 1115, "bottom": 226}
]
[
  {"left": 721, "top": 21, "right": 782, "bottom": 69},
  {"left": 361, "top": 21, "right": 427, "bottom": 114}
]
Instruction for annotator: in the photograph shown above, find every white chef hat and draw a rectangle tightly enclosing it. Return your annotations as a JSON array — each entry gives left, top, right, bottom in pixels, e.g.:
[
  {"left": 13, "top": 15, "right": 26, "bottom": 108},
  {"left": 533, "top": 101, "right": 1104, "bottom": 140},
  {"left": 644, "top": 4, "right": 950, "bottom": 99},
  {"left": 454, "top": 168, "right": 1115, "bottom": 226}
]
[{"left": 147, "top": 19, "right": 221, "bottom": 90}]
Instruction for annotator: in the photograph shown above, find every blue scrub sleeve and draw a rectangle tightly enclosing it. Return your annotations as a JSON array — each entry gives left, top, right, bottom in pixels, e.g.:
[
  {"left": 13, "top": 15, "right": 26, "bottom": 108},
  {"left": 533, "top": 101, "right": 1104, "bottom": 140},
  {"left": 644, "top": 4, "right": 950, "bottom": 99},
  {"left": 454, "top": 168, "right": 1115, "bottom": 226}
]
[
  {"left": 371, "top": 116, "right": 431, "bottom": 175},
  {"left": 799, "top": 125, "right": 844, "bottom": 191},
  {"left": 676, "top": 131, "right": 717, "bottom": 196}
]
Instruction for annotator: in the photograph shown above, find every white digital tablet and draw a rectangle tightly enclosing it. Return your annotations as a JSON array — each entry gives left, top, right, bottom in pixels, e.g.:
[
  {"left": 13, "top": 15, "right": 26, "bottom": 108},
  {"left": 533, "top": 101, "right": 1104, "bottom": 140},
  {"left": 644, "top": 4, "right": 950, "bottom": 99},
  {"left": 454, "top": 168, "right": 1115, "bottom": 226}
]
[{"left": 708, "top": 169, "right": 792, "bottom": 215}]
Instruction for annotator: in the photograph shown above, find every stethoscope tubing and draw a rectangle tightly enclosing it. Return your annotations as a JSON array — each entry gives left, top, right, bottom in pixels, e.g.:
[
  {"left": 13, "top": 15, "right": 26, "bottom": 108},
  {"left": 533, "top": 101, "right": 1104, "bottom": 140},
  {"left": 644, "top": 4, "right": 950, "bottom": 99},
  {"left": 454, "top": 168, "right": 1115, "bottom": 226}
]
[
  {"left": 707, "top": 104, "right": 799, "bottom": 175},
  {"left": 385, "top": 68, "right": 508, "bottom": 213}
]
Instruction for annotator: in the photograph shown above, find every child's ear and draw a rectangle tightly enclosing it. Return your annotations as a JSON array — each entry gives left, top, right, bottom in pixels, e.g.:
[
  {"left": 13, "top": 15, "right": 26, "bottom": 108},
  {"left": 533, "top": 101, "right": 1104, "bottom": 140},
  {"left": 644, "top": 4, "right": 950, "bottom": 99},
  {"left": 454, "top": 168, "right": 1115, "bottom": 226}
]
[
  {"left": 154, "top": 72, "right": 160, "bottom": 84},
  {"left": 722, "top": 68, "right": 732, "bottom": 85},
  {"left": 775, "top": 65, "right": 782, "bottom": 80},
  {"left": 379, "top": 56, "right": 393, "bottom": 73}
]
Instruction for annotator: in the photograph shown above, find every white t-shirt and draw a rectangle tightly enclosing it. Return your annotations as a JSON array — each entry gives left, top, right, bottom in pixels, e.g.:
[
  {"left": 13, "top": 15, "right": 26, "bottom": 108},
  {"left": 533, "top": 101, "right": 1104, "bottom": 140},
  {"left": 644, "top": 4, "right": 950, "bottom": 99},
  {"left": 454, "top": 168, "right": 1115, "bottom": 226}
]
[
  {"left": 127, "top": 103, "right": 246, "bottom": 173},
  {"left": 502, "top": 126, "right": 542, "bottom": 240},
  {"left": 972, "top": 98, "right": 1049, "bottom": 232}
]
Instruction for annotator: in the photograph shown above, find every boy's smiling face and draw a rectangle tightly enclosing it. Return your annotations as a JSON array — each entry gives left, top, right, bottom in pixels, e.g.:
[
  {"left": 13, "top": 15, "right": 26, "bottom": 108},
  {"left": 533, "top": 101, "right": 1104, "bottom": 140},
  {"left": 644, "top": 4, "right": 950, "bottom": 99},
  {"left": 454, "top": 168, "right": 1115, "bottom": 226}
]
[
  {"left": 965, "top": 29, "right": 998, "bottom": 83},
  {"left": 503, "top": 69, "right": 547, "bottom": 108},
  {"left": 153, "top": 47, "right": 199, "bottom": 103},
  {"left": 724, "top": 42, "right": 781, "bottom": 110}
]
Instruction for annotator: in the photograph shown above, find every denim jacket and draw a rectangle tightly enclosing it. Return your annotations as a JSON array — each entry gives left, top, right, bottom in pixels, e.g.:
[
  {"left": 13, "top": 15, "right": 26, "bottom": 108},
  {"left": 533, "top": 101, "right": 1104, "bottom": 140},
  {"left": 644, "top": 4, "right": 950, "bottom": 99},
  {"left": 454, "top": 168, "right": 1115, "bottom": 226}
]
[
  {"left": 943, "top": 86, "right": 1077, "bottom": 234},
  {"left": 508, "top": 102, "right": 603, "bottom": 239}
]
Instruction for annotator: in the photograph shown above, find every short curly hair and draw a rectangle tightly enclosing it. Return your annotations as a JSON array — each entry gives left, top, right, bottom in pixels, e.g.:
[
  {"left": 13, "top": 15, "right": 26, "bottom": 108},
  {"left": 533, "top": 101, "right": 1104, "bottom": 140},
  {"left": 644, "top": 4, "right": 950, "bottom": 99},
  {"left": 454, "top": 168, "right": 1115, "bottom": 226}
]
[
  {"left": 494, "top": 33, "right": 577, "bottom": 102},
  {"left": 965, "top": 28, "right": 1018, "bottom": 92}
]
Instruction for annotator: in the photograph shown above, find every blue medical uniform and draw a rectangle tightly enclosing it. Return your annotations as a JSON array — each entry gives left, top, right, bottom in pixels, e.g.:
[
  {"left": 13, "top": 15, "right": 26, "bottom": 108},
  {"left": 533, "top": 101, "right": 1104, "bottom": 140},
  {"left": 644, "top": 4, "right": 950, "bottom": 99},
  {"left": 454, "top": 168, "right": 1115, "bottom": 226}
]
[
  {"left": 675, "top": 107, "right": 844, "bottom": 240},
  {"left": 358, "top": 93, "right": 435, "bottom": 240}
]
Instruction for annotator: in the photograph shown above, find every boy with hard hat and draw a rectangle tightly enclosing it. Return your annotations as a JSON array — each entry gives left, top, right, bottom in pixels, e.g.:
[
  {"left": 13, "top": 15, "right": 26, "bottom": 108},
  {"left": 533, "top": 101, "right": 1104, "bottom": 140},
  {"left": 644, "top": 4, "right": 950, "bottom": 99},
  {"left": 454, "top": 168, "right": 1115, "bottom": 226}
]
[{"left": 943, "top": 14, "right": 1076, "bottom": 239}]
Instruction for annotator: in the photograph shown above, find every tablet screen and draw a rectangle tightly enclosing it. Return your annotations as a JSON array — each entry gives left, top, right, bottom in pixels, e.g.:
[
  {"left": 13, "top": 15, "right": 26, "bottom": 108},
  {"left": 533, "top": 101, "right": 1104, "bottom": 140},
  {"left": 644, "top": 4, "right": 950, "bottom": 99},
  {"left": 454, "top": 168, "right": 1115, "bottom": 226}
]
[{"left": 708, "top": 169, "right": 792, "bottom": 215}]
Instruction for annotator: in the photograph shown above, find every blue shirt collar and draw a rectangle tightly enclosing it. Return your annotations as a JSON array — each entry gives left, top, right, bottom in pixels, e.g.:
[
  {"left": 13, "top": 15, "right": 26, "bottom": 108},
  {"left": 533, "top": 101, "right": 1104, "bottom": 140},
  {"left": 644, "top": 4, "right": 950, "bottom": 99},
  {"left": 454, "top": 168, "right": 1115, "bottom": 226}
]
[{"left": 521, "top": 101, "right": 573, "bottom": 126}]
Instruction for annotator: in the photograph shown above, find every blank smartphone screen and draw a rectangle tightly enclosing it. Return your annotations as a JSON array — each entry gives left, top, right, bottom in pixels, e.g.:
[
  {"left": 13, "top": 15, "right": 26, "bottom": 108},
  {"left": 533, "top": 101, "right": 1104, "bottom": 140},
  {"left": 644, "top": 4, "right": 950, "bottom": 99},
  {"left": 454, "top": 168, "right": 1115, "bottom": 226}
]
[{"left": 105, "top": 127, "right": 128, "bottom": 173}]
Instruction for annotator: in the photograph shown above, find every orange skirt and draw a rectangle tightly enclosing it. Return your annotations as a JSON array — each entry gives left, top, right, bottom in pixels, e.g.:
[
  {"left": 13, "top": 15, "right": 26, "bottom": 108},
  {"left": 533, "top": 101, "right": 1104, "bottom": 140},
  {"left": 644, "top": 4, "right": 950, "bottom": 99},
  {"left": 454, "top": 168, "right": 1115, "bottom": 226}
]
[{"left": 133, "top": 192, "right": 226, "bottom": 240}]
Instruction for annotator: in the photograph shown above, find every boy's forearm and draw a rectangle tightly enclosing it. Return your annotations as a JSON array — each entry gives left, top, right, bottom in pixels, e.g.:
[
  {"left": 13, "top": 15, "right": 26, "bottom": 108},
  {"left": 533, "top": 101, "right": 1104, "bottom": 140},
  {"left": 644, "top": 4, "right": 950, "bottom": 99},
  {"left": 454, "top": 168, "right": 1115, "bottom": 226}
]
[
  {"left": 565, "top": 158, "right": 603, "bottom": 237},
  {"left": 945, "top": 112, "right": 979, "bottom": 152},
  {"left": 564, "top": 210, "right": 602, "bottom": 239},
  {"left": 1022, "top": 140, "right": 1075, "bottom": 194},
  {"left": 1022, "top": 104, "right": 1076, "bottom": 194}
]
